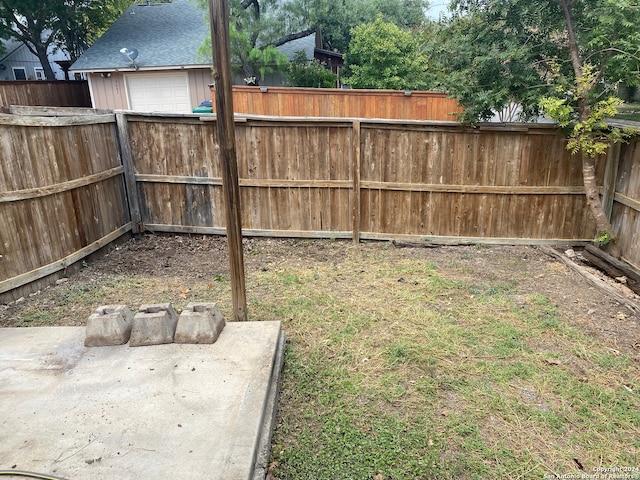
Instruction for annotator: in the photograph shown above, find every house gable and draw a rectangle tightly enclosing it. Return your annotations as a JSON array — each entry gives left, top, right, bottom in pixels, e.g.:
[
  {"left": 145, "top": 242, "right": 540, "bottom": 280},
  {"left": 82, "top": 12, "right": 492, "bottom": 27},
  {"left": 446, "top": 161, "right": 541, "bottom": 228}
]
[{"left": 0, "top": 39, "right": 69, "bottom": 81}]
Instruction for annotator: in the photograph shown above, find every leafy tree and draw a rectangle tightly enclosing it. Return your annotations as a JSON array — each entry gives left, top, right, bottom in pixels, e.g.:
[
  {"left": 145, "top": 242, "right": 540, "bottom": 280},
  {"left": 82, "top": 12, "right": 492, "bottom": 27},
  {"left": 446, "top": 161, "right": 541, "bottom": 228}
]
[
  {"left": 287, "top": 49, "right": 336, "bottom": 87},
  {"left": 436, "top": 0, "right": 640, "bottom": 256},
  {"left": 59, "top": 0, "right": 132, "bottom": 63},
  {"left": 435, "top": 1, "right": 559, "bottom": 122},
  {"left": 0, "top": 0, "right": 69, "bottom": 79},
  {"left": 343, "top": 15, "right": 430, "bottom": 90},
  {"left": 0, "top": 0, "right": 131, "bottom": 80},
  {"left": 319, "top": 0, "right": 429, "bottom": 53},
  {"left": 193, "top": 0, "right": 294, "bottom": 84},
  {"left": 193, "top": 0, "right": 429, "bottom": 84}
]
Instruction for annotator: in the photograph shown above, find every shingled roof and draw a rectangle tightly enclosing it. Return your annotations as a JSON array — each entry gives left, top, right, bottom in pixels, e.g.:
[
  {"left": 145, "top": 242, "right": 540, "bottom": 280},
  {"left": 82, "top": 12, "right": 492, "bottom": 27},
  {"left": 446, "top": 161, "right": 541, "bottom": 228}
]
[
  {"left": 70, "top": 0, "right": 210, "bottom": 72},
  {"left": 0, "top": 38, "right": 26, "bottom": 63},
  {"left": 70, "top": 0, "right": 316, "bottom": 73}
]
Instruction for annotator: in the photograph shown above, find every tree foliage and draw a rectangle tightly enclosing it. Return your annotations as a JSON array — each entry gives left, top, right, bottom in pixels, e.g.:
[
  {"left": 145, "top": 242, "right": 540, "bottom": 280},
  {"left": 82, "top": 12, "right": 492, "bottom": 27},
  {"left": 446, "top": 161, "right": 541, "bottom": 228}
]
[
  {"left": 343, "top": 15, "right": 430, "bottom": 90},
  {"left": 435, "top": 0, "right": 561, "bottom": 121},
  {"left": 193, "top": 0, "right": 293, "bottom": 84},
  {"left": 317, "top": 0, "right": 429, "bottom": 53},
  {"left": 59, "top": 0, "right": 132, "bottom": 63},
  {"left": 0, "top": 0, "right": 131, "bottom": 79},
  {"left": 287, "top": 50, "right": 336, "bottom": 88},
  {"left": 437, "top": 0, "right": 640, "bottom": 122},
  {"left": 193, "top": 0, "right": 429, "bottom": 84},
  {"left": 434, "top": 0, "right": 640, "bottom": 255}
]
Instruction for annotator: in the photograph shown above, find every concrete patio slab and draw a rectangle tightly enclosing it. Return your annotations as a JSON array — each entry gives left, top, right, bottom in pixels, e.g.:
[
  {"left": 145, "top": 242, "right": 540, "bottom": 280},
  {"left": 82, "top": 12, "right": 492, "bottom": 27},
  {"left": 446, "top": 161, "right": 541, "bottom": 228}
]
[{"left": 0, "top": 321, "right": 284, "bottom": 480}]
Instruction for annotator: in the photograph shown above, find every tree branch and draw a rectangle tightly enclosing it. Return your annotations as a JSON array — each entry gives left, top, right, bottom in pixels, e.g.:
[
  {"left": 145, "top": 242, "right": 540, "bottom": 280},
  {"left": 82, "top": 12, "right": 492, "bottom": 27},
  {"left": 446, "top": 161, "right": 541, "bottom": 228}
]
[
  {"left": 584, "top": 47, "right": 640, "bottom": 65},
  {"left": 558, "top": 0, "right": 591, "bottom": 119},
  {"left": 240, "top": 0, "right": 259, "bottom": 20},
  {"left": 271, "top": 27, "right": 316, "bottom": 48},
  {"left": 240, "top": 0, "right": 257, "bottom": 9},
  {"left": 558, "top": 0, "right": 582, "bottom": 76}
]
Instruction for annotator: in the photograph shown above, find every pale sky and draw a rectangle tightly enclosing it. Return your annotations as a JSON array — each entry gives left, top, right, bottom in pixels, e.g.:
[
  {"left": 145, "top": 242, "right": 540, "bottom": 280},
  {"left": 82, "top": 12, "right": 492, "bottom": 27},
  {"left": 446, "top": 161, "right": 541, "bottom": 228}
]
[{"left": 426, "top": 1, "right": 450, "bottom": 19}]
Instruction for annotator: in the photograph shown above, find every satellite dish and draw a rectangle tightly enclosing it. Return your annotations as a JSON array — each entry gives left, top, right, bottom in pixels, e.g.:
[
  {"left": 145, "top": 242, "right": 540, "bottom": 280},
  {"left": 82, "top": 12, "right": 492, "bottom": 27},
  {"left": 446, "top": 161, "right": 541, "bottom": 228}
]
[
  {"left": 120, "top": 47, "right": 138, "bottom": 61},
  {"left": 119, "top": 47, "right": 139, "bottom": 70}
]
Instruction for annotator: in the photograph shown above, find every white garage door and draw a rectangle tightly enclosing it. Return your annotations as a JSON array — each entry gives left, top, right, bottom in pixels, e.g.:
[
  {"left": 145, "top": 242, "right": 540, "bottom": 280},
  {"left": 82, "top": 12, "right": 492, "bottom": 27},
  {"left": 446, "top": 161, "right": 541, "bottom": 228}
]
[{"left": 126, "top": 72, "right": 191, "bottom": 113}]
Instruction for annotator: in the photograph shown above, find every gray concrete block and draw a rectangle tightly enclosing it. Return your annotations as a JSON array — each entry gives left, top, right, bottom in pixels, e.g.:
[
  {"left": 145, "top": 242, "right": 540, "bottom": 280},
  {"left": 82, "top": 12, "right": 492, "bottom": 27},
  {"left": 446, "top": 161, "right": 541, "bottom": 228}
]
[
  {"left": 175, "top": 302, "right": 226, "bottom": 344},
  {"left": 129, "top": 303, "right": 178, "bottom": 347},
  {"left": 85, "top": 305, "right": 133, "bottom": 347}
]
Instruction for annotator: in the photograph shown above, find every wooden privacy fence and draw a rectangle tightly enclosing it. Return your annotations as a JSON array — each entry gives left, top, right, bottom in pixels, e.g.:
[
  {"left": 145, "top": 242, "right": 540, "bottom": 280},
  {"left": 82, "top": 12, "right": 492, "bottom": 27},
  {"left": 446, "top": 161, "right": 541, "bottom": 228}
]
[
  {"left": 128, "top": 115, "right": 606, "bottom": 245},
  {"left": 210, "top": 86, "right": 463, "bottom": 121},
  {"left": 611, "top": 140, "right": 640, "bottom": 268},
  {"left": 0, "top": 113, "right": 131, "bottom": 300},
  {"left": 2, "top": 111, "right": 640, "bottom": 301},
  {"left": 0, "top": 81, "right": 91, "bottom": 109}
]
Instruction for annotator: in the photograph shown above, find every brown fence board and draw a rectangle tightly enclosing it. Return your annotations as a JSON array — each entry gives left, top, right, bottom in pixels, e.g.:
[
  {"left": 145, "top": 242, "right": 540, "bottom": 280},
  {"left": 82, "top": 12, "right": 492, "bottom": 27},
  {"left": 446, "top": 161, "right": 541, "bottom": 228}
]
[
  {"left": 4, "top": 110, "right": 639, "bottom": 298},
  {"left": 0, "top": 81, "right": 91, "bottom": 108},
  {"left": 0, "top": 115, "right": 130, "bottom": 298},
  {"left": 611, "top": 140, "right": 640, "bottom": 268},
  {"left": 212, "top": 86, "right": 463, "bottom": 121}
]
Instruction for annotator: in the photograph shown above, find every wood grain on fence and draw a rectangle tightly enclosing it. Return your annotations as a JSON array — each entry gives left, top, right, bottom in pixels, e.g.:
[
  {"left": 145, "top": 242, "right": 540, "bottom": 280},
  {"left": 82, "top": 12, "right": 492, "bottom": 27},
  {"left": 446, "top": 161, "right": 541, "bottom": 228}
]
[
  {"left": 0, "top": 114, "right": 130, "bottom": 298},
  {"left": 0, "top": 81, "right": 91, "bottom": 108},
  {"left": 358, "top": 125, "right": 597, "bottom": 240},
  {"left": 611, "top": 141, "right": 640, "bottom": 269},
  {"left": 127, "top": 114, "right": 605, "bottom": 244},
  {"left": 4, "top": 110, "right": 638, "bottom": 300},
  {"left": 211, "top": 86, "right": 463, "bottom": 121}
]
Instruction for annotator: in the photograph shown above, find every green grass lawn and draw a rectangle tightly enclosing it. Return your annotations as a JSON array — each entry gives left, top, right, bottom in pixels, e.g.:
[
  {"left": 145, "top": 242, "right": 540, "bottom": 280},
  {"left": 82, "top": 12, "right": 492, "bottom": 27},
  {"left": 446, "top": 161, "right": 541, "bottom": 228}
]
[{"left": 252, "top": 250, "right": 639, "bottom": 479}]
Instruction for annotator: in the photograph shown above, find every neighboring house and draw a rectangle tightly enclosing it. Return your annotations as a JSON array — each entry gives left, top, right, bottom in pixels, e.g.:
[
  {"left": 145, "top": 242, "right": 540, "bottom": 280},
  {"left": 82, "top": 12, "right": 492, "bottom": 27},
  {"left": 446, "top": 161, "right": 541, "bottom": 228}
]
[
  {"left": 312, "top": 29, "right": 344, "bottom": 82},
  {"left": 70, "top": 0, "right": 325, "bottom": 113},
  {"left": 0, "top": 38, "right": 69, "bottom": 81}
]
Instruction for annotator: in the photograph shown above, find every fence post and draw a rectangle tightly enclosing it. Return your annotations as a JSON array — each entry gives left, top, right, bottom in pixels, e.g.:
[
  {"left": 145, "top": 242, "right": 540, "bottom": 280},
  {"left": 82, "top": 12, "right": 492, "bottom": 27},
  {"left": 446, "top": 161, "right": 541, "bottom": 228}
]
[
  {"left": 602, "top": 142, "right": 622, "bottom": 221},
  {"left": 210, "top": 0, "right": 248, "bottom": 322},
  {"left": 352, "top": 120, "right": 361, "bottom": 244},
  {"left": 115, "top": 112, "right": 142, "bottom": 233}
]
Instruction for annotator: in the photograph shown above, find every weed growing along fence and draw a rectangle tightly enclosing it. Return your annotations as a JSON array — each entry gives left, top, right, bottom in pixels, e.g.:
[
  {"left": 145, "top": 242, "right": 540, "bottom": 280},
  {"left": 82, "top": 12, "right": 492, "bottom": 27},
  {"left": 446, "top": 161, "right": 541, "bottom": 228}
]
[{"left": 1, "top": 111, "right": 639, "bottom": 302}]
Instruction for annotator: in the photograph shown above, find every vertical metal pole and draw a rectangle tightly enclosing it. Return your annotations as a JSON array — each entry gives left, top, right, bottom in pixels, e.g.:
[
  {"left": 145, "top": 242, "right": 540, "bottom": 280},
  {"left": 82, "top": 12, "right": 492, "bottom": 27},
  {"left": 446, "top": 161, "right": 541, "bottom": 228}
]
[{"left": 209, "top": 0, "right": 247, "bottom": 321}]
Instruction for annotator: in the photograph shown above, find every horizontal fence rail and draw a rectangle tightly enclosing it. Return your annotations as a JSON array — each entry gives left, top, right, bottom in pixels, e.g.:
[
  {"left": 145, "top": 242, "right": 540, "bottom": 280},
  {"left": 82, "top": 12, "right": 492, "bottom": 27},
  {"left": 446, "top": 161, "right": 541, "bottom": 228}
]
[
  {"left": 0, "top": 112, "right": 131, "bottom": 300},
  {"left": 126, "top": 113, "right": 606, "bottom": 246},
  {"left": 1, "top": 108, "right": 639, "bottom": 300}
]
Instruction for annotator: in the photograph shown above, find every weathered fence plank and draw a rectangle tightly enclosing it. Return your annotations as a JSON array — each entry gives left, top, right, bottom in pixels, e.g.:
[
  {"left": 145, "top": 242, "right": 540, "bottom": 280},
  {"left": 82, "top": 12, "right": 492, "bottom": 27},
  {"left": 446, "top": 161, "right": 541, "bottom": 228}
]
[
  {"left": 0, "top": 81, "right": 91, "bottom": 108},
  {"left": 3, "top": 110, "right": 639, "bottom": 299},
  {"left": 123, "top": 115, "right": 610, "bottom": 244},
  {"left": 0, "top": 115, "right": 130, "bottom": 299},
  {"left": 115, "top": 113, "right": 142, "bottom": 233},
  {"left": 352, "top": 120, "right": 361, "bottom": 244},
  {"left": 611, "top": 140, "right": 640, "bottom": 269}
]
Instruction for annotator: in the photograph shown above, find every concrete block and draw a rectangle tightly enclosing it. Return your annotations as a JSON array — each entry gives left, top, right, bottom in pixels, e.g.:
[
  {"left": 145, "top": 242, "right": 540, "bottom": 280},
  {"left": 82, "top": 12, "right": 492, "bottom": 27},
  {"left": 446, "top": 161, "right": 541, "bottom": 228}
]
[
  {"left": 85, "top": 305, "right": 133, "bottom": 347},
  {"left": 129, "top": 303, "right": 178, "bottom": 347},
  {"left": 175, "top": 302, "right": 226, "bottom": 344}
]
